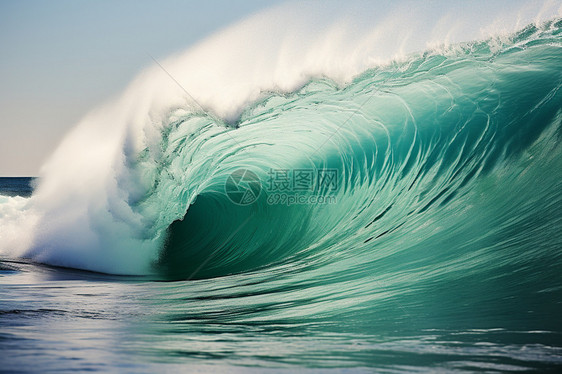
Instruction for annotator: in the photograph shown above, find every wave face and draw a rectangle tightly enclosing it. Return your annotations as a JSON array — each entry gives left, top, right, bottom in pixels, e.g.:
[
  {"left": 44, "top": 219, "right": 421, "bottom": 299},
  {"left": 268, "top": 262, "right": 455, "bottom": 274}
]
[{"left": 156, "top": 21, "right": 562, "bottom": 282}]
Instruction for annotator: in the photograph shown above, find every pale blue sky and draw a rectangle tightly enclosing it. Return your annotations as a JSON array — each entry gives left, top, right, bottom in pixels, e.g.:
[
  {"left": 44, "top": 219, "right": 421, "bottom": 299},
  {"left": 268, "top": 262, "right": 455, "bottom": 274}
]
[{"left": 0, "top": 0, "right": 283, "bottom": 176}]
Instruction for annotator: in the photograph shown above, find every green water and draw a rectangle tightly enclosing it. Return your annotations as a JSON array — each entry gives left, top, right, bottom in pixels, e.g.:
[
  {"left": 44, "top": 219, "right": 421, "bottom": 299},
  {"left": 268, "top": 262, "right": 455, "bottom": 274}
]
[{"left": 1, "top": 20, "right": 562, "bottom": 372}]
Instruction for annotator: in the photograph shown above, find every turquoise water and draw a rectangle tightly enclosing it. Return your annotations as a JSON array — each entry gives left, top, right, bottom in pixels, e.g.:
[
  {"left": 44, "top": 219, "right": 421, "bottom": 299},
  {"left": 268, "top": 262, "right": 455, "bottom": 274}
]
[
  {"left": 1, "top": 20, "right": 562, "bottom": 372},
  {"left": 1, "top": 259, "right": 560, "bottom": 372}
]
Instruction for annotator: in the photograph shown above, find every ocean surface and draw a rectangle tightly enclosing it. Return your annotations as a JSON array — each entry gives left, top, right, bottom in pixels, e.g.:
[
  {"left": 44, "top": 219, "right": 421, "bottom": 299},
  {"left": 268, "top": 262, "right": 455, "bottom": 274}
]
[{"left": 1, "top": 4, "right": 562, "bottom": 372}]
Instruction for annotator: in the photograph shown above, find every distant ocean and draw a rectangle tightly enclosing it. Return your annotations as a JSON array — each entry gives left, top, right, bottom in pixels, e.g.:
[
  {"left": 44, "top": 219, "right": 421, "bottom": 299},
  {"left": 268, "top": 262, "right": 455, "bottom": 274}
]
[
  {"left": 1, "top": 6, "right": 562, "bottom": 374},
  {"left": 0, "top": 177, "right": 34, "bottom": 197}
]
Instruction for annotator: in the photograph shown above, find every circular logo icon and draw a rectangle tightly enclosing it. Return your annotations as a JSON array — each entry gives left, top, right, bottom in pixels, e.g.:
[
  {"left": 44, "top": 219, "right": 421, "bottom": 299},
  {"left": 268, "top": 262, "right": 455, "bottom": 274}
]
[{"left": 225, "top": 169, "right": 261, "bottom": 205}]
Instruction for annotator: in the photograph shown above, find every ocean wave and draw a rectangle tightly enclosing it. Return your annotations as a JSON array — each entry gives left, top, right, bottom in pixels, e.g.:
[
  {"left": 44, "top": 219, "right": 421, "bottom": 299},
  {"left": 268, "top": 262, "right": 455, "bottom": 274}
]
[{"left": 0, "top": 3, "right": 560, "bottom": 292}]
